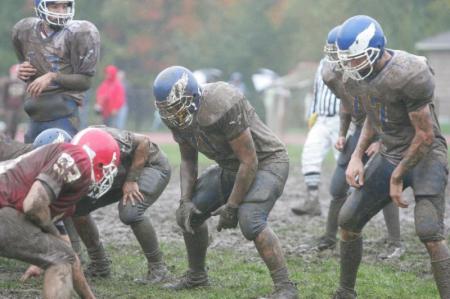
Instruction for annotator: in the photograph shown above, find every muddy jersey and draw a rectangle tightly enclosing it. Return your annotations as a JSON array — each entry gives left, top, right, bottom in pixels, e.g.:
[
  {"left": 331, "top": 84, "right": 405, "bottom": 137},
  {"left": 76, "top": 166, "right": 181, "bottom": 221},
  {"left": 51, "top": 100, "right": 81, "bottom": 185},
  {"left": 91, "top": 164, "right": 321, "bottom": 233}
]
[
  {"left": 0, "top": 143, "right": 92, "bottom": 218},
  {"left": 12, "top": 17, "right": 100, "bottom": 120},
  {"left": 343, "top": 50, "right": 447, "bottom": 164},
  {"left": 0, "top": 135, "right": 33, "bottom": 161},
  {"left": 322, "top": 61, "right": 365, "bottom": 128},
  {"left": 89, "top": 125, "right": 162, "bottom": 189},
  {"left": 170, "top": 82, "right": 289, "bottom": 171}
]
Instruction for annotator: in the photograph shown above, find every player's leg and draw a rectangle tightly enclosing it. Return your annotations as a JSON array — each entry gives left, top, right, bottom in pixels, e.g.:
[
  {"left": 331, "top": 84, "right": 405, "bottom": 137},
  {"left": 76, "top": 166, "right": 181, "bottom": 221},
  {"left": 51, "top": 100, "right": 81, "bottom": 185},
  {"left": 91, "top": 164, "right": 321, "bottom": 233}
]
[
  {"left": 378, "top": 202, "right": 404, "bottom": 259},
  {"left": 293, "top": 117, "right": 331, "bottom": 216},
  {"left": 333, "top": 154, "right": 394, "bottom": 298},
  {"left": 119, "top": 156, "right": 172, "bottom": 284},
  {"left": 0, "top": 207, "right": 77, "bottom": 299},
  {"left": 72, "top": 193, "right": 120, "bottom": 278},
  {"left": 240, "top": 163, "right": 298, "bottom": 299},
  {"left": 412, "top": 157, "right": 450, "bottom": 298},
  {"left": 166, "top": 165, "right": 227, "bottom": 290}
]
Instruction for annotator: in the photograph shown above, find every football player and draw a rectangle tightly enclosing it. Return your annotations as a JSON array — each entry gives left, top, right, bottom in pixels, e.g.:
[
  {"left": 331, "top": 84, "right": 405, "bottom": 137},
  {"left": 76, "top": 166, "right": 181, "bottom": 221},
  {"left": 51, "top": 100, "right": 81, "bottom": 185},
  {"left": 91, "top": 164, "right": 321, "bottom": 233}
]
[
  {"left": 308, "top": 26, "right": 403, "bottom": 259},
  {"left": 153, "top": 66, "right": 297, "bottom": 299},
  {"left": 332, "top": 15, "right": 449, "bottom": 298},
  {"left": 71, "top": 126, "right": 172, "bottom": 283},
  {"left": 0, "top": 128, "right": 120, "bottom": 299},
  {"left": 12, "top": 0, "right": 100, "bottom": 142}
]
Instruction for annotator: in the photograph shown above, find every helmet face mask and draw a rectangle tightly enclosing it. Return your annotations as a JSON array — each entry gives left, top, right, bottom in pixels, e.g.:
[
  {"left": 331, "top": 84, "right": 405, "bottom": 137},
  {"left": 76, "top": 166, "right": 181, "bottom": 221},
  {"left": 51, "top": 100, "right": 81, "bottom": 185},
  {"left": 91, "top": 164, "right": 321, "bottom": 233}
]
[
  {"left": 153, "top": 66, "right": 201, "bottom": 129},
  {"left": 338, "top": 47, "right": 381, "bottom": 80},
  {"left": 156, "top": 95, "right": 197, "bottom": 129},
  {"left": 88, "top": 151, "right": 118, "bottom": 199},
  {"left": 336, "top": 16, "right": 386, "bottom": 81},
  {"left": 324, "top": 43, "right": 340, "bottom": 64},
  {"left": 71, "top": 128, "right": 120, "bottom": 200},
  {"left": 34, "top": 0, "right": 75, "bottom": 27}
]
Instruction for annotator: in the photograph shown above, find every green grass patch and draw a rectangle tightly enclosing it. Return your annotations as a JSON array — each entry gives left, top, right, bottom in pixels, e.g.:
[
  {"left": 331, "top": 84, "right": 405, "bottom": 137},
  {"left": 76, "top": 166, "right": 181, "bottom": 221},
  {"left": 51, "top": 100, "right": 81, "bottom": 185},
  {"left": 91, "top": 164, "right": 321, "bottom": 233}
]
[{"left": 0, "top": 242, "right": 438, "bottom": 299}]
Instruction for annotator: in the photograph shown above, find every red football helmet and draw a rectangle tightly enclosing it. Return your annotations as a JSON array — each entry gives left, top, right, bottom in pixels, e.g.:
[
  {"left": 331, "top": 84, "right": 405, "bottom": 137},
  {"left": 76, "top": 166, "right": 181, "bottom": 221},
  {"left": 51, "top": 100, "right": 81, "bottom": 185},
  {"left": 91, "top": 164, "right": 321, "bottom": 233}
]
[{"left": 71, "top": 128, "right": 121, "bottom": 199}]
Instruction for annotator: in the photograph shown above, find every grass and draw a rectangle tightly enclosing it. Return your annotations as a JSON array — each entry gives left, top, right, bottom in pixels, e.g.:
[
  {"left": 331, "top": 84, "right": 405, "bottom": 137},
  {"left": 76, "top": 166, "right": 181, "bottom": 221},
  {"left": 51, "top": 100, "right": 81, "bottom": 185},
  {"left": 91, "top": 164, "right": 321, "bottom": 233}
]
[
  {"left": 0, "top": 241, "right": 439, "bottom": 299},
  {"left": 159, "top": 143, "right": 334, "bottom": 167}
]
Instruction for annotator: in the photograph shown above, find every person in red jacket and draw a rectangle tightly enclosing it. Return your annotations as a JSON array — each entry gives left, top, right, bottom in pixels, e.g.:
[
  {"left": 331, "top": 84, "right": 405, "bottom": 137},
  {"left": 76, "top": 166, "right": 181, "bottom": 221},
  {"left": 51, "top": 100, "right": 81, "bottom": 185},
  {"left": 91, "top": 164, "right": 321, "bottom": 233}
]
[{"left": 95, "top": 65, "right": 125, "bottom": 127}]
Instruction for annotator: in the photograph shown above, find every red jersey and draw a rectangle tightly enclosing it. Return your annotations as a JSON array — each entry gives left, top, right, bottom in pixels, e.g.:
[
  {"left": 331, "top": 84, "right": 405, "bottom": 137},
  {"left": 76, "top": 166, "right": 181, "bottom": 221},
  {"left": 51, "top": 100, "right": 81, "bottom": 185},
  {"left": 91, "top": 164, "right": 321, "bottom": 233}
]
[{"left": 0, "top": 143, "right": 92, "bottom": 218}]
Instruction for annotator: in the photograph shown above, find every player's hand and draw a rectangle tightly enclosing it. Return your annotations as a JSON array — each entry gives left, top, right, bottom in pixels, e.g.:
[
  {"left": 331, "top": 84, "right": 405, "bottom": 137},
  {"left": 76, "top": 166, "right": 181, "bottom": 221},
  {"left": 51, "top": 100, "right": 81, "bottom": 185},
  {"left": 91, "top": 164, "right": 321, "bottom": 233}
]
[
  {"left": 27, "top": 72, "right": 57, "bottom": 97},
  {"left": 122, "top": 181, "right": 144, "bottom": 206},
  {"left": 346, "top": 156, "right": 364, "bottom": 188},
  {"left": 211, "top": 203, "right": 239, "bottom": 232},
  {"left": 17, "top": 61, "right": 37, "bottom": 81},
  {"left": 335, "top": 136, "right": 347, "bottom": 151},
  {"left": 20, "top": 265, "right": 43, "bottom": 282},
  {"left": 176, "top": 200, "right": 202, "bottom": 234},
  {"left": 365, "top": 141, "right": 380, "bottom": 157},
  {"left": 390, "top": 173, "right": 407, "bottom": 208}
]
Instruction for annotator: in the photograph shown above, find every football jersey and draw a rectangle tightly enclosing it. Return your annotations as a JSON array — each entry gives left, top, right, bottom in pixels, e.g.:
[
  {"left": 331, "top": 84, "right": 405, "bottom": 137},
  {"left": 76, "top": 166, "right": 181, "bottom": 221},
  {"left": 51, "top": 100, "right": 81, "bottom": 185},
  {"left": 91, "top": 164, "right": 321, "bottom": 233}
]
[
  {"left": 343, "top": 50, "right": 447, "bottom": 164},
  {"left": 170, "top": 82, "right": 289, "bottom": 171},
  {"left": 12, "top": 17, "right": 100, "bottom": 120},
  {"left": 0, "top": 143, "right": 92, "bottom": 218},
  {"left": 89, "top": 126, "right": 162, "bottom": 190},
  {"left": 322, "top": 61, "right": 366, "bottom": 128}
]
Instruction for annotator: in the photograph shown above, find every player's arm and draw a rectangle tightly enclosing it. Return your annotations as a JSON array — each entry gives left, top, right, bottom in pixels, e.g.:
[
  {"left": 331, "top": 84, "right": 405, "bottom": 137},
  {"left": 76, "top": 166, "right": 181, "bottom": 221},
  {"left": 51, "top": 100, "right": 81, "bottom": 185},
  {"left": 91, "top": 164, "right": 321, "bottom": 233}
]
[
  {"left": 27, "top": 73, "right": 92, "bottom": 98},
  {"left": 351, "top": 117, "right": 376, "bottom": 160},
  {"left": 226, "top": 128, "right": 258, "bottom": 207},
  {"left": 394, "top": 107, "right": 434, "bottom": 176},
  {"left": 346, "top": 117, "right": 376, "bottom": 188},
  {"left": 211, "top": 128, "right": 258, "bottom": 232},
  {"left": 122, "top": 133, "right": 151, "bottom": 205},
  {"left": 175, "top": 140, "right": 201, "bottom": 234},
  {"left": 22, "top": 181, "right": 59, "bottom": 236},
  {"left": 390, "top": 104, "right": 434, "bottom": 208},
  {"left": 336, "top": 101, "right": 352, "bottom": 151},
  {"left": 179, "top": 141, "right": 198, "bottom": 202}
]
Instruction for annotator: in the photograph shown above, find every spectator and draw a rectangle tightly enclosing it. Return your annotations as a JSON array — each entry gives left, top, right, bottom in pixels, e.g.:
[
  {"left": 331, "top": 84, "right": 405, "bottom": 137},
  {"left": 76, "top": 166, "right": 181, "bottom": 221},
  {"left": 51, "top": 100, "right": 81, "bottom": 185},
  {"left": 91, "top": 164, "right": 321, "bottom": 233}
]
[{"left": 95, "top": 65, "right": 125, "bottom": 127}]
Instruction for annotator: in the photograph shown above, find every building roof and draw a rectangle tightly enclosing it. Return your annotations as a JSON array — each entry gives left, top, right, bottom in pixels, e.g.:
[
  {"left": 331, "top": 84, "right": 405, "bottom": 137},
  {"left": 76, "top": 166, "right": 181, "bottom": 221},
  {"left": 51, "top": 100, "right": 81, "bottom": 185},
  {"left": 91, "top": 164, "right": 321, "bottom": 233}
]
[{"left": 415, "top": 31, "right": 450, "bottom": 51}]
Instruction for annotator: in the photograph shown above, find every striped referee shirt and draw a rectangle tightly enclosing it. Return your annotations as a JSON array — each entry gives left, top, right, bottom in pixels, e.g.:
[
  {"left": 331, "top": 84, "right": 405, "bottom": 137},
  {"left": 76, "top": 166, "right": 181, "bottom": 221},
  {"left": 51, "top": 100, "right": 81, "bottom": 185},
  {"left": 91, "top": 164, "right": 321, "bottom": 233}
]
[{"left": 309, "top": 59, "right": 340, "bottom": 117}]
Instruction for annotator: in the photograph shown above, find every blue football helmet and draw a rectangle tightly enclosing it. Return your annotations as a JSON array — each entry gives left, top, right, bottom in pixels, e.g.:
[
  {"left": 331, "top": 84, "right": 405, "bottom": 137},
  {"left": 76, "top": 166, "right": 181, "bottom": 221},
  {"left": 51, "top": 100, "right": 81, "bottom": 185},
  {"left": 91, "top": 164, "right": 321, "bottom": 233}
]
[
  {"left": 34, "top": 0, "right": 75, "bottom": 27},
  {"left": 33, "top": 128, "right": 72, "bottom": 148},
  {"left": 336, "top": 15, "right": 386, "bottom": 80},
  {"left": 323, "top": 25, "right": 341, "bottom": 64},
  {"left": 153, "top": 66, "right": 201, "bottom": 129}
]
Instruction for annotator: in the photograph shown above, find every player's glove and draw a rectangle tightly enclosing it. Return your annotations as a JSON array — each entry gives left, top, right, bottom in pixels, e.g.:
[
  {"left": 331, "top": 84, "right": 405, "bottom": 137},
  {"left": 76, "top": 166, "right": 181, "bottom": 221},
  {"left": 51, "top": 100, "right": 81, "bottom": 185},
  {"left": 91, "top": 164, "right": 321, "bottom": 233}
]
[
  {"left": 176, "top": 200, "right": 202, "bottom": 234},
  {"left": 211, "top": 203, "right": 239, "bottom": 232}
]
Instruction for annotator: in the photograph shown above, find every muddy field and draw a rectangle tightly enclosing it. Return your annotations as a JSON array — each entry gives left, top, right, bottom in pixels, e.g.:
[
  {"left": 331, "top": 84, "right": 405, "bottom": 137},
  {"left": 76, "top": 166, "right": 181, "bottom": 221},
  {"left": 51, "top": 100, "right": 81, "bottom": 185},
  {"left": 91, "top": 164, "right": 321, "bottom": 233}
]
[
  {"left": 93, "top": 163, "right": 450, "bottom": 274},
  {"left": 1, "top": 163, "right": 449, "bottom": 299}
]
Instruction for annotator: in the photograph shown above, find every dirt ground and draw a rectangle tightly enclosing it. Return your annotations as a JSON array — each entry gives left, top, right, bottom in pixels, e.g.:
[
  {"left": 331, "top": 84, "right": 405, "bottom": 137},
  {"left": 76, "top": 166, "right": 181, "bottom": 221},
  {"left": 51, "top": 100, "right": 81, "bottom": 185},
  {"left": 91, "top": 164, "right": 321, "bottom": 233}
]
[{"left": 91, "top": 163, "right": 450, "bottom": 276}]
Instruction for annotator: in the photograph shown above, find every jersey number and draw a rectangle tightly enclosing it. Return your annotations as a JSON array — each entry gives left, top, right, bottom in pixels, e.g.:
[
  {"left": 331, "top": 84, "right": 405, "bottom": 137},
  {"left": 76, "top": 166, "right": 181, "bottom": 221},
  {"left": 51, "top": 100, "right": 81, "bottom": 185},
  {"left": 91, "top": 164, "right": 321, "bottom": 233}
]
[{"left": 53, "top": 153, "right": 81, "bottom": 183}]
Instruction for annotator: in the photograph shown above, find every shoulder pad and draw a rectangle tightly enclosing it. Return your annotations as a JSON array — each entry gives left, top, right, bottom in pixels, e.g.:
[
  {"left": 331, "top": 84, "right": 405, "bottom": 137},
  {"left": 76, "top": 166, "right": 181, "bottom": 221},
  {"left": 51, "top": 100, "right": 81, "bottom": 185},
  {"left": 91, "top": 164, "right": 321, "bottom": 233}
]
[
  {"left": 197, "top": 82, "right": 244, "bottom": 127},
  {"left": 13, "top": 17, "right": 39, "bottom": 32},
  {"left": 382, "top": 50, "right": 431, "bottom": 91},
  {"left": 66, "top": 20, "right": 99, "bottom": 34}
]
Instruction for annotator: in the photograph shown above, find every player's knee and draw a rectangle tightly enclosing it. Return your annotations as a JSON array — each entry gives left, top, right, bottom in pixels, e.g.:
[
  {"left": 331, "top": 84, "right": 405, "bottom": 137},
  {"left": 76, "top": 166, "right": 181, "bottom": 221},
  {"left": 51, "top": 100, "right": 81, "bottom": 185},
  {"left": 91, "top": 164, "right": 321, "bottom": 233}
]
[
  {"left": 338, "top": 205, "right": 361, "bottom": 232},
  {"left": 119, "top": 206, "right": 143, "bottom": 225},
  {"left": 415, "top": 199, "right": 443, "bottom": 243},
  {"left": 330, "top": 184, "right": 347, "bottom": 200},
  {"left": 238, "top": 209, "right": 267, "bottom": 241}
]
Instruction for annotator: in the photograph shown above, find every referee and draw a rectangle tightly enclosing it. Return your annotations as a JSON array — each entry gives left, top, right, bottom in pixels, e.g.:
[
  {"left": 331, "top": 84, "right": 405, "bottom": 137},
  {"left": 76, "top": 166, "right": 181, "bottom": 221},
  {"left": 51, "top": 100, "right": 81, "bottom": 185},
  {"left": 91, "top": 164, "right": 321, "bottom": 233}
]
[{"left": 292, "top": 58, "right": 340, "bottom": 216}]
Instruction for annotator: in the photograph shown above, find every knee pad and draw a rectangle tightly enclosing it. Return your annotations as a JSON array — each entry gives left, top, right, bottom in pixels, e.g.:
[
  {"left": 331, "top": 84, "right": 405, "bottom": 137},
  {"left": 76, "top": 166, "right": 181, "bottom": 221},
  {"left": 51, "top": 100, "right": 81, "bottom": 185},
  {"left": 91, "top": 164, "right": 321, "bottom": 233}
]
[
  {"left": 338, "top": 204, "right": 362, "bottom": 233},
  {"left": 119, "top": 205, "right": 144, "bottom": 225},
  {"left": 238, "top": 209, "right": 267, "bottom": 241},
  {"left": 415, "top": 199, "right": 444, "bottom": 242}
]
